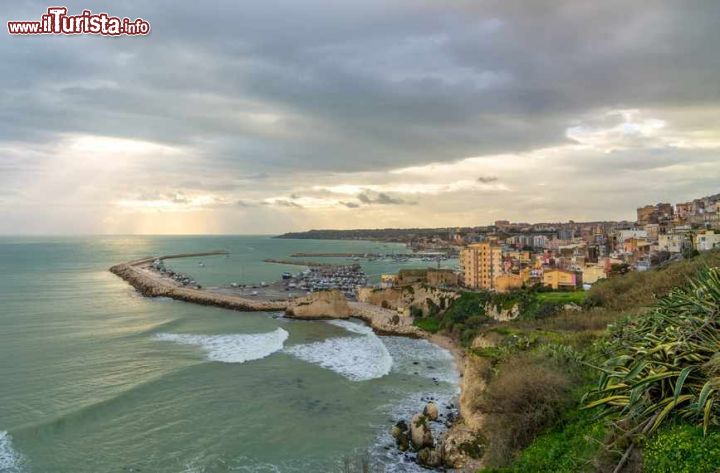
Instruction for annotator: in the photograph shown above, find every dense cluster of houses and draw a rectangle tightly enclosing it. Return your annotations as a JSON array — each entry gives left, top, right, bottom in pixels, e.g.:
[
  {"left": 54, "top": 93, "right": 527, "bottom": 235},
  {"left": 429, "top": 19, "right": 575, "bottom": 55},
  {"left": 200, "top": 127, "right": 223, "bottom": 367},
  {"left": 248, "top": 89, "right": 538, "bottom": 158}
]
[
  {"left": 457, "top": 193, "right": 720, "bottom": 292},
  {"left": 382, "top": 193, "right": 720, "bottom": 293}
]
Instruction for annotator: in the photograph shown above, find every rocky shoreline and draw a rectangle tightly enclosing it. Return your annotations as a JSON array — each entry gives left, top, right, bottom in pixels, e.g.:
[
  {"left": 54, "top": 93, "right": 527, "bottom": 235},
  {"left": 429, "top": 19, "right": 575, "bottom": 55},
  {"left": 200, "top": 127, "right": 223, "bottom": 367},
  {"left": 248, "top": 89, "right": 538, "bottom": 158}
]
[{"left": 109, "top": 253, "right": 476, "bottom": 471}]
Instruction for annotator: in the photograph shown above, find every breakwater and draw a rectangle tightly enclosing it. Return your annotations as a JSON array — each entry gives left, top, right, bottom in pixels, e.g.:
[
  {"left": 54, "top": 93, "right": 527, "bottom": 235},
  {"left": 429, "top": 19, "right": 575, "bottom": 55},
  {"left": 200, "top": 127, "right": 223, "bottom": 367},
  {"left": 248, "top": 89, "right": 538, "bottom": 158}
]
[
  {"left": 262, "top": 258, "right": 336, "bottom": 267},
  {"left": 109, "top": 252, "right": 288, "bottom": 311},
  {"left": 290, "top": 252, "right": 383, "bottom": 257}
]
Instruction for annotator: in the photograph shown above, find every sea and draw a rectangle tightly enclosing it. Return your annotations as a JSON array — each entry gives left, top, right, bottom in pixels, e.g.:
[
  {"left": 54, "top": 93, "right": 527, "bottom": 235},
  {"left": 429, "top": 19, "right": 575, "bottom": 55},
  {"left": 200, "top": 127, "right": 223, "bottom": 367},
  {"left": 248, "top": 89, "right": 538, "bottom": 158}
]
[{"left": 0, "top": 236, "right": 459, "bottom": 473}]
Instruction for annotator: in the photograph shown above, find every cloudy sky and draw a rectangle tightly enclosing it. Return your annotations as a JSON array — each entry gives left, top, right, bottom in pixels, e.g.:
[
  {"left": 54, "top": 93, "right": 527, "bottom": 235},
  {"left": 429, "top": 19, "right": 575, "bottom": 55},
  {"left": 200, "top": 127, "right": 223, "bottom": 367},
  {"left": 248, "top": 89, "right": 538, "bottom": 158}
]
[{"left": 2, "top": 0, "right": 719, "bottom": 234}]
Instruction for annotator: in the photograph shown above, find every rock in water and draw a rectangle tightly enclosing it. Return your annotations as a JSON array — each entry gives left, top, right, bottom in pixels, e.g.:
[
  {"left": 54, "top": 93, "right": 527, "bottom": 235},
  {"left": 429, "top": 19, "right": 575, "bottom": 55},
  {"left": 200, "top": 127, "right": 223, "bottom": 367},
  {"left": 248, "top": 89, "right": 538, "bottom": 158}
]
[
  {"left": 417, "top": 447, "right": 443, "bottom": 468},
  {"left": 391, "top": 420, "right": 410, "bottom": 451},
  {"left": 391, "top": 420, "right": 408, "bottom": 438},
  {"left": 410, "top": 414, "right": 433, "bottom": 450},
  {"left": 423, "top": 401, "right": 439, "bottom": 421}
]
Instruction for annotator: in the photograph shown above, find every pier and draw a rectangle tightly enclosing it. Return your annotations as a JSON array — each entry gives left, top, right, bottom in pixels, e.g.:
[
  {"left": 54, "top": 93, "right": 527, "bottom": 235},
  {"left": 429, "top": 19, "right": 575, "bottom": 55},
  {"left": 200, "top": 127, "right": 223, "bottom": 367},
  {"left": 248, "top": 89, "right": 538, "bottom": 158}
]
[{"left": 109, "top": 252, "right": 288, "bottom": 312}]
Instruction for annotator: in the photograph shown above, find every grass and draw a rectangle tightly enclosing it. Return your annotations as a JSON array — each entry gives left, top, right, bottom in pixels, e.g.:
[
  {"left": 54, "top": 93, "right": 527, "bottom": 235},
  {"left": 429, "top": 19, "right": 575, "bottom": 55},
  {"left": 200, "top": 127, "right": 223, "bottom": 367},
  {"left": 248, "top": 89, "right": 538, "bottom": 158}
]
[
  {"left": 585, "top": 249, "right": 720, "bottom": 311},
  {"left": 413, "top": 317, "right": 440, "bottom": 333},
  {"left": 536, "top": 291, "right": 586, "bottom": 305},
  {"left": 480, "top": 410, "right": 605, "bottom": 473},
  {"left": 643, "top": 423, "right": 720, "bottom": 473}
]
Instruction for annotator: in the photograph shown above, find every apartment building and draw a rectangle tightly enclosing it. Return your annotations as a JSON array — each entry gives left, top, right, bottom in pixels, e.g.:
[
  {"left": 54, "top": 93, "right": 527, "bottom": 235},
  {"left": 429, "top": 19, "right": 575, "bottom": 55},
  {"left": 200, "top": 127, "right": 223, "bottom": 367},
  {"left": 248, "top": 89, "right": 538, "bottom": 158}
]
[{"left": 460, "top": 242, "right": 503, "bottom": 290}]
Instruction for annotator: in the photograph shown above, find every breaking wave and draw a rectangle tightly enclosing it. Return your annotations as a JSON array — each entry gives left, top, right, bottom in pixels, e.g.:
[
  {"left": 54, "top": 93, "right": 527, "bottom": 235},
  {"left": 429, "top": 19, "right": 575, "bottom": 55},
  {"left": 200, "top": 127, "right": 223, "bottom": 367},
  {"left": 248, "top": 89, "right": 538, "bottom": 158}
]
[
  {"left": 153, "top": 328, "right": 289, "bottom": 363},
  {"left": 284, "top": 320, "right": 392, "bottom": 381},
  {"left": 0, "top": 431, "right": 25, "bottom": 472}
]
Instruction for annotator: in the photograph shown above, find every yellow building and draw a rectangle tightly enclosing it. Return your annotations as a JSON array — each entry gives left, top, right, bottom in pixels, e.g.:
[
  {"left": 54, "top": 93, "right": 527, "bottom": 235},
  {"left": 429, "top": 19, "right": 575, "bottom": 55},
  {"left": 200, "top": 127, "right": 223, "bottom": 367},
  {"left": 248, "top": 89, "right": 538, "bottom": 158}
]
[
  {"left": 542, "top": 269, "right": 579, "bottom": 290},
  {"left": 494, "top": 273, "right": 524, "bottom": 293},
  {"left": 581, "top": 265, "right": 607, "bottom": 285},
  {"left": 460, "top": 242, "right": 503, "bottom": 289},
  {"left": 380, "top": 274, "right": 398, "bottom": 288}
]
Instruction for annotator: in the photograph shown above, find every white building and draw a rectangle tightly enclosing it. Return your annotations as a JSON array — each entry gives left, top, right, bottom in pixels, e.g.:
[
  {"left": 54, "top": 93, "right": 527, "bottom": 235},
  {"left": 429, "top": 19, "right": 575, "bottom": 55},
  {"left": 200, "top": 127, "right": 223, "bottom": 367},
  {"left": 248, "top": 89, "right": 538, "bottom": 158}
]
[
  {"left": 658, "top": 233, "right": 690, "bottom": 253},
  {"left": 696, "top": 231, "right": 720, "bottom": 251},
  {"left": 616, "top": 229, "right": 647, "bottom": 243}
]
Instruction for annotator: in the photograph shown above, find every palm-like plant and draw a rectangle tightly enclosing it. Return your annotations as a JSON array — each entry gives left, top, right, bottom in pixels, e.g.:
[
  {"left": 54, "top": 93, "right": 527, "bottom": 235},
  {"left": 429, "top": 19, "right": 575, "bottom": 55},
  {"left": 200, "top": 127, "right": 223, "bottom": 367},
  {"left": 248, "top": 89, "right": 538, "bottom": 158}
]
[{"left": 584, "top": 267, "right": 720, "bottom": 471}]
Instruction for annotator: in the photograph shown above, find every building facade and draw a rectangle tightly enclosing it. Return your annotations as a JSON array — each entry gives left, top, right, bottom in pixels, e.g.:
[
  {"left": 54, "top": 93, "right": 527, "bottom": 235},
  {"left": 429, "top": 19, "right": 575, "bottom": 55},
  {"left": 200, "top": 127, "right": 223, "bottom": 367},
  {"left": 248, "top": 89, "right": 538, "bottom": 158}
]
[
  {"left": 460, "top": 242, "right": 503, "bottom": 290},
  {"left": 542, "top": 269, "right": 581, "bottom": 290}
]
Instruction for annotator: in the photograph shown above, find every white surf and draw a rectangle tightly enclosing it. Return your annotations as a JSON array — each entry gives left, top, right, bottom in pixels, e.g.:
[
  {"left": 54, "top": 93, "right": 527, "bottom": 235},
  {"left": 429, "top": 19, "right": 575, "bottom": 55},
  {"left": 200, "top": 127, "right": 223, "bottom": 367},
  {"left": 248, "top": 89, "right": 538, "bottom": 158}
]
[
  {"left": 285, "top": 320, "right": 393, "bottom": 381},
  {"left": 154, "top": 328, "right": 289, "bottom": 363}
]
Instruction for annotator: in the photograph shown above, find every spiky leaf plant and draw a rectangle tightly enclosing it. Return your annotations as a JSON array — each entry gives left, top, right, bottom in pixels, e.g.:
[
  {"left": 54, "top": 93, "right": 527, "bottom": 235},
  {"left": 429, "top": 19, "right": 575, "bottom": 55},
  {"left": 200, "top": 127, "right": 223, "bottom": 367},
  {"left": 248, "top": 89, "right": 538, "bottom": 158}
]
[{"left": 584, "top": 267, "right": 720, "bottom": 469}]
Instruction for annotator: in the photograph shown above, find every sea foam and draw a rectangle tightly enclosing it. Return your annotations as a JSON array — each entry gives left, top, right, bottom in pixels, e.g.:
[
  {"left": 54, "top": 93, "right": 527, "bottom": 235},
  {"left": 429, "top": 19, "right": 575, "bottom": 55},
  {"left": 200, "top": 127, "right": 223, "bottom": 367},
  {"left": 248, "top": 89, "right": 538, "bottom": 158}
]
[
  {"left": 382, "top": 336, "right": 459, "bottom": 385},
  {"left": 154, "top": 328, "right": 288, "bottom": 363},
  {"left": 0, "top": 431, "right": 24, "bottom": 472},
  {"left": 285, "top": 320, "right": 393, "bottom": 381}
]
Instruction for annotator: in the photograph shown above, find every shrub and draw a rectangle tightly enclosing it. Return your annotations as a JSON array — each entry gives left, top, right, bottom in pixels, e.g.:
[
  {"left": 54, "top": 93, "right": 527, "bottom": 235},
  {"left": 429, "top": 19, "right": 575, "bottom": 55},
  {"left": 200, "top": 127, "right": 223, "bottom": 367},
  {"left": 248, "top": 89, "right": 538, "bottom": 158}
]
[
  {"left": 483, "top": 411, "right": 605, "bottom": 473},
  {"left": 508, "top": 307, "right": 631, "bottom": 335},
  {"left": 413, "top": 317, "right": 440, "bottom": 333},
  {"left": 585, "top": 249, "right": 720, "bottom": 311},
  {"left": 480, "top": 355, "right": 574, "bottom": 467}
]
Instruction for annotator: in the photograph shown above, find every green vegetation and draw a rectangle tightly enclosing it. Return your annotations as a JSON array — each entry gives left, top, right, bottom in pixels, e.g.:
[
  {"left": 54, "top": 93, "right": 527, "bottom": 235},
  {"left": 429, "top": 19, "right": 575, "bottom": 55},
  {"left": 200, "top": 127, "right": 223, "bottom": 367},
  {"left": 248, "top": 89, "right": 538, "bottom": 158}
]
[
  {"left": 459, "top": 250, "right": 720, "bottom": 472},
  {"left": 479, "top": 353, "right": 578, "bottom": 467},
  {"left": 583, "top": 267, "right": 720, "bottom": 470},
  {"left": 643, "top": 423, "right": 720, "bottom": 473},
  {"left": 413, "top": 317, "right": 440, "bottom": 333},
  {"left": 585, "top": 249, "right": 720, "bottom": 311},
  {"left": 536, "top": 291, "right": 585, "bottom": 305},
  {"left": 484, "top": 410, "right": 605, "bottom": 473},
  {"left": 422, "top": 288, "right": 585, "bottom": 346}
]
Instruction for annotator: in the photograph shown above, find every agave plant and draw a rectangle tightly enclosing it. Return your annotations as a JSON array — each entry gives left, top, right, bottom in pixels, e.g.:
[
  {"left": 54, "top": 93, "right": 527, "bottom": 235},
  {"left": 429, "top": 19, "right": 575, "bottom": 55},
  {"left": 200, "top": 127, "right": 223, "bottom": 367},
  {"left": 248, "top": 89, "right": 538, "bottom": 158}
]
[{"left": 584, "top": 267, "right": 720, "bottom": 468}]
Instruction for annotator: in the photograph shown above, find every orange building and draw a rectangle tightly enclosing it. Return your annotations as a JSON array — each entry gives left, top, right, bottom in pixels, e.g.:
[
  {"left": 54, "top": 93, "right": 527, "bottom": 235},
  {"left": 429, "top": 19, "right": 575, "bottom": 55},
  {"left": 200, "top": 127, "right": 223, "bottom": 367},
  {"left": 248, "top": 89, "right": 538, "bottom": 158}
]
[
  {"left": 494, "top": 269, "right": 530, "bottom": 293},
  {"left": 460, "top": 242, "right": 503, "bottom": 290},
  {"left": 542, "top": 269, "right": 580, "bottom": 290}
]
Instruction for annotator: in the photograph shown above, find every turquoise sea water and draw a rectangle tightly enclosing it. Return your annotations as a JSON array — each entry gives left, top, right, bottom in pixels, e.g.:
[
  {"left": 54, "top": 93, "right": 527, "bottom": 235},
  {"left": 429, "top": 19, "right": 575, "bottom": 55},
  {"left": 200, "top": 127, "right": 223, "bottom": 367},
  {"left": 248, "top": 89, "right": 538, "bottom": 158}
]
[{"left": 0, "top": 236, "right": 459, "bottom": 473}]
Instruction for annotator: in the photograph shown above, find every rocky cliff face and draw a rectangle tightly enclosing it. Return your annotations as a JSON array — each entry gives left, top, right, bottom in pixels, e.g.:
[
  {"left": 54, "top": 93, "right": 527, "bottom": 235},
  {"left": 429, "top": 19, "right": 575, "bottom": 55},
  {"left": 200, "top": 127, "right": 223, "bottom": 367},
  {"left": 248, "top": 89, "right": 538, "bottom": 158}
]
[
  {"left": 285, "top": 290, "right": 352, "bottom": 319},
  {"left": 356, "top": 285, "right": 458, "bottom": 317},
  {"left": 484, "top": 302, "right": 521, "bottom": 321}
]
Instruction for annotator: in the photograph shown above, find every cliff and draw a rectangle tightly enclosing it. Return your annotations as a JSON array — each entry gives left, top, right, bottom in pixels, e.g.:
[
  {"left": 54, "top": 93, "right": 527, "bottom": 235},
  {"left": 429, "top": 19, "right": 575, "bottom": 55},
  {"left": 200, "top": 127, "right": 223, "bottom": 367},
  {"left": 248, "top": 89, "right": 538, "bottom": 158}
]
[
  {"left": 356, "top": 284, "right": 458, "bottom": 317},
  {"left": 285, "top": 290, "right": 352, "bottom": 319}
]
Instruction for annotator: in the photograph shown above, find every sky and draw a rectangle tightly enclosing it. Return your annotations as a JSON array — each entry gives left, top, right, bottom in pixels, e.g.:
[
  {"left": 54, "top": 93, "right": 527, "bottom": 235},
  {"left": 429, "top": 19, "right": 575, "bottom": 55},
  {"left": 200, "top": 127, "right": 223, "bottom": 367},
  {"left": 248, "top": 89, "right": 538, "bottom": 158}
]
[{"left": 1, "top": 0, "right": 719, "bottom": 235}]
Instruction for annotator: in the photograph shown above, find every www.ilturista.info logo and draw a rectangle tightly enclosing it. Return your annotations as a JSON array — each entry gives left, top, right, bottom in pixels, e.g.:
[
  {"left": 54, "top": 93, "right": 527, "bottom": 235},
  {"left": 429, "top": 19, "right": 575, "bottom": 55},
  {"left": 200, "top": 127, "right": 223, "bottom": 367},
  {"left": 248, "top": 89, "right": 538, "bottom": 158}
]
[{"left": 7, "top": 7, "right": 150, "bottom": 36}]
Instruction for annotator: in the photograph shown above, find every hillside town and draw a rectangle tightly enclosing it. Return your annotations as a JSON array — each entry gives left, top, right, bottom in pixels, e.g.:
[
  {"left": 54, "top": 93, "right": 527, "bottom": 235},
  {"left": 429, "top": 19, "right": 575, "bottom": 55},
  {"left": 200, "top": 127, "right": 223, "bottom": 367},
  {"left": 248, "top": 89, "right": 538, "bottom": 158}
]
[{"left": 372, "top": 192, "right": 720, "bottom": 292}]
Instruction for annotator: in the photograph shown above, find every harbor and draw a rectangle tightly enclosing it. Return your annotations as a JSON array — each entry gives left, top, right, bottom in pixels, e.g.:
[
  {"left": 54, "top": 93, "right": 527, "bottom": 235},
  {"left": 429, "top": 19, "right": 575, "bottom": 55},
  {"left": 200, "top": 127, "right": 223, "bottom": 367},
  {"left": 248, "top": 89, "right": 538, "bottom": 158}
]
[{"left": 199, "top": 263, "right": 369, "bottom": 300}]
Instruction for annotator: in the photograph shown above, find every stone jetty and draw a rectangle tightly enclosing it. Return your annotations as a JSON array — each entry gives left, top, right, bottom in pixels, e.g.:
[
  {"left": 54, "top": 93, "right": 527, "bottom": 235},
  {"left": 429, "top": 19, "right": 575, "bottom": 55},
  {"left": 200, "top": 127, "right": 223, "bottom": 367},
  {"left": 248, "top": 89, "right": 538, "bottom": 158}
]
[{"left": 109, "top": 252, "right": 288, "bottom": 311}]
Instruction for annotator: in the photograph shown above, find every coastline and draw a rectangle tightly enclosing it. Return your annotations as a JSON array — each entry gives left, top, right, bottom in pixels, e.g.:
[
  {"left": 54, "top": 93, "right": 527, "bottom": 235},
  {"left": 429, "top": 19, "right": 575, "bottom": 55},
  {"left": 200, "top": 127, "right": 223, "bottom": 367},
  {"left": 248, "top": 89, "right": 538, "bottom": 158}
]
[
  {"left": 110, "top": 253, "right": 471, "bottom": 469},
  {"left": 110, "top": 255, "right": 465, "bottom": 375}
]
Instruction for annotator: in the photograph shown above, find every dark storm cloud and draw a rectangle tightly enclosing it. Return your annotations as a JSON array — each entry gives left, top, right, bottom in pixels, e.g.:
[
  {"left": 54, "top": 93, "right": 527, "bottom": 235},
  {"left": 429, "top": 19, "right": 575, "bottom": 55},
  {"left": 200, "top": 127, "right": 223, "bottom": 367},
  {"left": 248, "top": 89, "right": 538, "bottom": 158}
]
[{"left": 1, "top": 0, "right": 720, "bottom": 179}]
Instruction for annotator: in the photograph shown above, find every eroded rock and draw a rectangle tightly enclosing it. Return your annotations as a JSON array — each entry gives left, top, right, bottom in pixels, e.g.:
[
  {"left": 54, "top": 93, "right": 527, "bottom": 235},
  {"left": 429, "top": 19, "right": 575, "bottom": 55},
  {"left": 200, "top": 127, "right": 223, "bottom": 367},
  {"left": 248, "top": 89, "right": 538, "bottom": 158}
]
[{"left": 410, "top": 413, "right": 433, "bottom": 450}]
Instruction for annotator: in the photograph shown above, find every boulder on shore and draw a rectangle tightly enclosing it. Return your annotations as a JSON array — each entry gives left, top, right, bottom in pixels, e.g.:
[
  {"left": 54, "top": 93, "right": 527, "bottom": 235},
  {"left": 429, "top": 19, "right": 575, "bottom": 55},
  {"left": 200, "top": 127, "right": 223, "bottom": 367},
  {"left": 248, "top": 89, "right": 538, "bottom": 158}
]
[
  {"left": 285, "top": 290, "right": 351, "bottom": 319},
  {"left": 390, "top": 420, "right": 410, "bottom": 451},
  {"left": 423, "top": 401, "right": 439, "bottom": 421},
  {"left": 417, "top": 446, "right": 443, "bottom": 468},
  {"left": 410, "top": 414, "right": 433, "bottom": 450}
]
